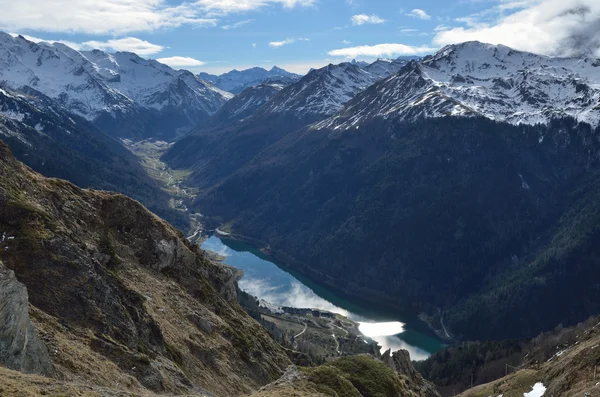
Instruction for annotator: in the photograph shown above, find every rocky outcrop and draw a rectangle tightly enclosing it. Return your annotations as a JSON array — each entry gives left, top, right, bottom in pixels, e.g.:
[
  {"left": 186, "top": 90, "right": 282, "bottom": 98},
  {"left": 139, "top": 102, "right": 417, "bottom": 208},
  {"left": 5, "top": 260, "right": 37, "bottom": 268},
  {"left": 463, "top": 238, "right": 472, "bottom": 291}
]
[
  {"left": 0, "top": 260, "right": 52, "bottom": 375},
  {"left": 382, "top": 349, "right": 440, "bottom": 397}
]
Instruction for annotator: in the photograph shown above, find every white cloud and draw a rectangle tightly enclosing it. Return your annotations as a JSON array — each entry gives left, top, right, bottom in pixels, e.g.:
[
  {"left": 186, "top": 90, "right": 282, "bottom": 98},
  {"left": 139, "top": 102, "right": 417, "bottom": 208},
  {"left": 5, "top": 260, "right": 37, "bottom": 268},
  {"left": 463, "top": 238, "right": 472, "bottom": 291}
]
[
  {"left": 433, "top": 0, "right": 600, "bottom": 57},
  {"left": 342, "top": 40, "right": 352, "bottom": 45},
  {"left": 156, "top": 56, "right": 206, "bottom": 67},
  {"left": 400, "top": 28, "right": 419, "bottom": 33},
  {"left": 81, "top": 37, "right": 164, "bottom": 55},
  {"left": 221, "top": 19, "right": 254, "bottom": 29},
  {"left": 328, "top": 43, "right": 436, "bottom": 58},
  {"left": 0, "top": 0, "right": 314, "bottom": 35},
  {"left": 434, "top": 24, "right": 451, "bottom": 32},
  {"left": 195, "top": 0, "right": 316, "bottom": 16},
  {"left": 252, "top": 43, "right": 257, "bottom": 48},
  {"left": 9, "top": 33, "right": 164, "bottom": 56},
  {"left": 269, "top": 37, "right": 310, "bottom": 47},
  {"left": 406, "top": 9, "right": 431, "bottom": 20},
  {"left": 351, "top": 14, "right": 386, "bottom": 25}
]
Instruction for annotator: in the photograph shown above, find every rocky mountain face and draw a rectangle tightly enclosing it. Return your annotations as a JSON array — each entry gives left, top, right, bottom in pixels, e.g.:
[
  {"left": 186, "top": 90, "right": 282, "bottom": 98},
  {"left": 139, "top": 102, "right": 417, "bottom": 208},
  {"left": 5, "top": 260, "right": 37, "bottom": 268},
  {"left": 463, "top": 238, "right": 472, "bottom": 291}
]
[
  {"left": 187, "top": 116, "right": 600, "bottom": 341},
  {"left": 203, "top": 83, "right": 285, "bottom": 128},
  {"left": 0, "top": 86, "right": 186, "bottom": 228},
  {"left": 0, "top": 260, "right": 52, "bottom": 376},
  {"left": 0, "top": 140, "right": 291, "bottom": 396},
  {"left": 198, "top": 66, "right": 300, "bottom": 94},
  {"left": 363, "top": 58, "right": 411, "bottom": 79},
  {"left": 260, "top": 62, "right": 379, "bottom": 118},
  {"left": 163, "top": 62, "right": 381, "bottom": 188},
  {"left": 317, "top": 42, "right": 600, "bottom": 131},
  {"left": 0, "top": 32, "right": 232, "bottom": 140}
]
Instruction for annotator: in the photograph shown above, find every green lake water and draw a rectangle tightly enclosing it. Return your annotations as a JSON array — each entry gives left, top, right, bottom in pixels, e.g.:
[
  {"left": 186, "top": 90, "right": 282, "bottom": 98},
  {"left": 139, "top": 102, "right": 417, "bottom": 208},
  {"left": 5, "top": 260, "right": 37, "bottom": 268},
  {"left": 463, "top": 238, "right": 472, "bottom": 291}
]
[{"left": 202, "top": 236, "right": 446, "bottom": 360}]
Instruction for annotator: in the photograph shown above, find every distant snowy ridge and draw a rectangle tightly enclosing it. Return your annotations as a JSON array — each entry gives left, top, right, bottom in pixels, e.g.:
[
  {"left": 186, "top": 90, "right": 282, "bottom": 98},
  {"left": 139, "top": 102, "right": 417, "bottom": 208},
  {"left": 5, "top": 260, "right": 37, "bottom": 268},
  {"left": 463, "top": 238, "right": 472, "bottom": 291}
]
[
  {"left": 198, "top": 66, "right": 301, "bottom": 94},
  {"left": 314, "top": 41, "right": 600, "bottom": 131},
  {"left": 261, "top": 62, "right": 381, "bottom": 117},
  {"left": 0, "top": 32, "right": 232, "bottom": 139}
]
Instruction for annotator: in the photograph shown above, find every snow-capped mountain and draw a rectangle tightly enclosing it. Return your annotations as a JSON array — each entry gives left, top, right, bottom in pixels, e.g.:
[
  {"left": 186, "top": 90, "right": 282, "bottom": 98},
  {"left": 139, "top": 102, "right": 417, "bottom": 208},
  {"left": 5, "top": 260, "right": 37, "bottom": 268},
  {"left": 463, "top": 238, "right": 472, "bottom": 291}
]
[
  {"left": 316, "top": 41, "right": 600, "bottom": 131},
  {"left": 0, "top": 32, "right": 232, "bottom": 139},
  {"left": 260, "top": 62, "right": 380, "bottom": 118},
  {"left": 204, "top": 83, "right": 284, "bottom": 127},
  {"left": 363, "top": 58, "right": 411, "bottom": 80},
  {"left": 198, "top": 66, "right": 300, "bottom": 94}
]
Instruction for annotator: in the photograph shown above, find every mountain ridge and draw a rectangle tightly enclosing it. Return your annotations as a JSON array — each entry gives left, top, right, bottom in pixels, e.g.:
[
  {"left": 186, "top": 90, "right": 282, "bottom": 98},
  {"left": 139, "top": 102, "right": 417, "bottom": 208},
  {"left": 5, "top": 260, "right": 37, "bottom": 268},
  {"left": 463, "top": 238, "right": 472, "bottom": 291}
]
[
  {"left": 316, "top": 41, "right": 600, "bottom": 131},
  {"left": 0, "top": 32, "right": 231, "bottom": 140},
  {"left": 198, "top": 66, "right": 301, "bottom": 94}
]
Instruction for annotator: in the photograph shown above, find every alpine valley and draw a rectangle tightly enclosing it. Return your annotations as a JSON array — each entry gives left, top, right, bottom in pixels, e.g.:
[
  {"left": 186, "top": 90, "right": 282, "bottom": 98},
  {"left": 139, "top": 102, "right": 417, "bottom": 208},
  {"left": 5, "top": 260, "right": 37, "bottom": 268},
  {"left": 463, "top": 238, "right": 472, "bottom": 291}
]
[{"left": 0, "top": 26, "right": 599, "bottom": 397}]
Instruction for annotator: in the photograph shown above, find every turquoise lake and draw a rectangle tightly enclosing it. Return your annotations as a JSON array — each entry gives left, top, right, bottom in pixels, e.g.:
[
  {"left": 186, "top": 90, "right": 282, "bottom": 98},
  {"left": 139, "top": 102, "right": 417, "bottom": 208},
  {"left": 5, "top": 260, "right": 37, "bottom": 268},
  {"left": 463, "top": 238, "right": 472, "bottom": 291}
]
[{"left": 202, "top": 236, "right": 446, "bottom": 360}]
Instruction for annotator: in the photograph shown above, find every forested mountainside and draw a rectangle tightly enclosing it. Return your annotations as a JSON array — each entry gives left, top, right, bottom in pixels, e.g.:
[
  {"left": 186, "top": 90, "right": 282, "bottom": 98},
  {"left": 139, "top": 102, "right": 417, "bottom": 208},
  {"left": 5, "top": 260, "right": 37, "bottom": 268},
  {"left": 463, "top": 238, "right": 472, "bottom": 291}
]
[
  {"left": 189, "top": 116, "right": 600, "bottom": 341},
  {"left": 0, "top": 32, "right": 231, "bottom": 140},
  {"left": 0, "top": 140, "right": 439, "bottom": 396},
  {"left": 0, "top": 86, "right": 187, "bottom": 229}
]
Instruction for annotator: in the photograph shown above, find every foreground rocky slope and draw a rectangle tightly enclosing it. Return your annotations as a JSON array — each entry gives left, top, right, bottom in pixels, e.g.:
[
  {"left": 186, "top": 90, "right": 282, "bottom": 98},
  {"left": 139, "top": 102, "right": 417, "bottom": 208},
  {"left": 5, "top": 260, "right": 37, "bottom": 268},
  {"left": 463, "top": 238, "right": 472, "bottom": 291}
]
[{"left": 0, "top": 140, "right": 290, "bottom": 396}]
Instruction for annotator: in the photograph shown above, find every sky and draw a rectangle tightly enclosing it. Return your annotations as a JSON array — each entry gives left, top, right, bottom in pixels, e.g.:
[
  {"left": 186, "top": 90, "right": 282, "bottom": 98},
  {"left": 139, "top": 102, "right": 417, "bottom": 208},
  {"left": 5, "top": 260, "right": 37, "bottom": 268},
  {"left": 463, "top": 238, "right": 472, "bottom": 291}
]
[{"left": 0, "top": 0, "right": 599, "bottom": 75}]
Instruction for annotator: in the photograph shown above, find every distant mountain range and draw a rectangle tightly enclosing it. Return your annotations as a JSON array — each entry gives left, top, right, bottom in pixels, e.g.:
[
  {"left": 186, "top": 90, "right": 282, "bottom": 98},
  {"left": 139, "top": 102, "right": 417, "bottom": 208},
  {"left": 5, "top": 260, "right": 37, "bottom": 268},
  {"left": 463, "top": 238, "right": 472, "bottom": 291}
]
[
  {"left": 198, "top": 66, "right": 301, "bottom": 94},
  {"left": 0, "top": 33, "right": 231, "bottom": 140},
  {"left": 316, "top": 42, "right": 600, "bottom": 131}
]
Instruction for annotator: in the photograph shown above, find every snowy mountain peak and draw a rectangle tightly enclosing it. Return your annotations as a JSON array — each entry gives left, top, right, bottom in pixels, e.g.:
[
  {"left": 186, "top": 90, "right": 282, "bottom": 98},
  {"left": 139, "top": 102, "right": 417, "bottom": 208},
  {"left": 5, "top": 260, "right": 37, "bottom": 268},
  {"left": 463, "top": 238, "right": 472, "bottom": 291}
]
[
  {"left": 363, "top": 58, "right": 412, "bottom": 79},
  {"left": 314, "top": 42, "right": 600, "bottom": 131},
  {"left": 196, "top": 66, "right": 301, "bottom": 94},
  {"left": 260, "top": 61, "right": 380, "bottom": 117},
  {"left": 0, "top": 32, "right": 231, "bottom": 139}
]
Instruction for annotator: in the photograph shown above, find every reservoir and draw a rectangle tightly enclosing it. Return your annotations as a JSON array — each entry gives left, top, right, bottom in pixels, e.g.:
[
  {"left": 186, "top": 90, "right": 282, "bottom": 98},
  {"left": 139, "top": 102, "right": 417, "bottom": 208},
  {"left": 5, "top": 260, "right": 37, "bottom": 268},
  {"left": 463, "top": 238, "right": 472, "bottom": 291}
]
[{"left": 202, "top": 236, "right": 446, "bottom": 360}]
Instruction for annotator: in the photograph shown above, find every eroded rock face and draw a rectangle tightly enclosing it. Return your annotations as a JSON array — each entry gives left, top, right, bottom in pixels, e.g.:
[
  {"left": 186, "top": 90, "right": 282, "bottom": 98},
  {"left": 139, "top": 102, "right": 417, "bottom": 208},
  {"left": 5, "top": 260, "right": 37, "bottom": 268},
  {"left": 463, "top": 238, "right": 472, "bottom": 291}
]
[
  {"left": 0, "top": 260, "right": 52, "bottom": 375},
  {"left": 382, "top": 349, "right": 440, "bottom": 397}
]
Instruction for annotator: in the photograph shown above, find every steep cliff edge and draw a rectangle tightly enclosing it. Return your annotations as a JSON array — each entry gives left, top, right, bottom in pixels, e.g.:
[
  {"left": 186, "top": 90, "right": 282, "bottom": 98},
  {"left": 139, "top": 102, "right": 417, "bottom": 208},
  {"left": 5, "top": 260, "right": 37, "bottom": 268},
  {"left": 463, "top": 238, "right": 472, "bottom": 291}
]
[
  {"left": 0, "top": 260, "right": 52, "bottom": 376},
  {"left": 0, "top": 140, "right": 290, "bottom": 396}
]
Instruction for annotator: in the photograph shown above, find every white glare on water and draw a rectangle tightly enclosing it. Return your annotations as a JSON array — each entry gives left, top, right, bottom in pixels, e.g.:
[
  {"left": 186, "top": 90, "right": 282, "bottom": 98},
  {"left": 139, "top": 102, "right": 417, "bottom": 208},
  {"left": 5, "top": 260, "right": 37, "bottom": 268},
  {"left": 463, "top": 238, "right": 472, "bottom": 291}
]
[{"left": 358, "top": 321, "right": 405, "bottom": 337}]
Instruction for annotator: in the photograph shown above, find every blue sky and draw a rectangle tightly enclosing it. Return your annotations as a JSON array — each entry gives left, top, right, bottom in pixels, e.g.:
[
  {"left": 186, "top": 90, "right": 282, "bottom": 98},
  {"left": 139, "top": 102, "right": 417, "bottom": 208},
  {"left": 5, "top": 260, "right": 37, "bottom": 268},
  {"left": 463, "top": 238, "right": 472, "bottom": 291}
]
[{"left": 1, "top": 0, "right": 598, "bottom": 74}]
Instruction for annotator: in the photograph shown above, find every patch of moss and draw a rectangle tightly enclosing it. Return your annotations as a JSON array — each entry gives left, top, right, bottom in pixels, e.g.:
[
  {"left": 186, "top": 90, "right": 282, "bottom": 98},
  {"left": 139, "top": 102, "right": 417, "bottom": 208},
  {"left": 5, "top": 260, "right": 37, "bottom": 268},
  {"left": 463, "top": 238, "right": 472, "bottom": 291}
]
[
  {"left": 305, "top": 365, "right": 361, "bottom": 397},
  {"left": 325, "top": 355, "right": 403, "bottom": 397},
  {"left": 300, "top": 355, "right": 407, "bottom": 397}
]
